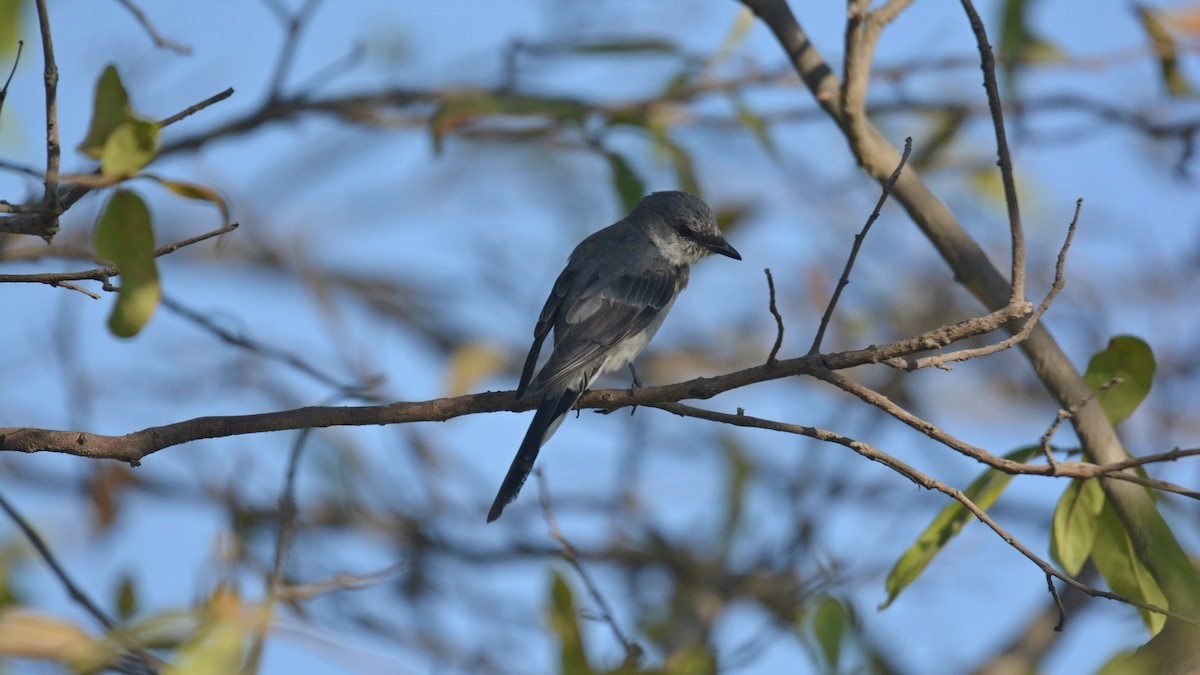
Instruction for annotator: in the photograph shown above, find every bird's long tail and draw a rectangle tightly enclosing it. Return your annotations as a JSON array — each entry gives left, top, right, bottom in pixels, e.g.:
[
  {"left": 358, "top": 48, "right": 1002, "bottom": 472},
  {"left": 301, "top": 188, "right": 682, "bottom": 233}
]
[{"left": 487, "top": 387, "right": 582, "bottom": 522}]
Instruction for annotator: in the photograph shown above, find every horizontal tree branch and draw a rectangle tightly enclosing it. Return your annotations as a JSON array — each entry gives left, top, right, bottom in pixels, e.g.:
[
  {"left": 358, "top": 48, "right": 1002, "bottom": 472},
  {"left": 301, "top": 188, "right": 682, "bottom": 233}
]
[{"left": 0, "top": 292, "right": 1034, "bottom": 461}]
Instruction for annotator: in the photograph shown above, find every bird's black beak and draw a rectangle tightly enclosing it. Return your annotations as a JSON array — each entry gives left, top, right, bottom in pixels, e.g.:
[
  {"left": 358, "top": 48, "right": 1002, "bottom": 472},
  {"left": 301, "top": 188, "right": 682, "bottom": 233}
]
[{"left": 707, "top": 237, "right": 741, "bottom": 260}]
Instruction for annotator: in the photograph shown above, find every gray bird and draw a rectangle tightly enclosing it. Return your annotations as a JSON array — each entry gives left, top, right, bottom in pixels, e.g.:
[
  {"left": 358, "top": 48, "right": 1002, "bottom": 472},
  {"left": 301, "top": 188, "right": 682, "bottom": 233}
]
[{"left": 488, "top": 191, "right": 741, "bottom": 522}]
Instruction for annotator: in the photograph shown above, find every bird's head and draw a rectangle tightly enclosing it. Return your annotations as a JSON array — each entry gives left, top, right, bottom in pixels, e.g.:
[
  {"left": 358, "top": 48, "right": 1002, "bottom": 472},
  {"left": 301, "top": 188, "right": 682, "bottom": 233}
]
[{"left": 634, "top": 191, "right": 741, "bottom": 266}]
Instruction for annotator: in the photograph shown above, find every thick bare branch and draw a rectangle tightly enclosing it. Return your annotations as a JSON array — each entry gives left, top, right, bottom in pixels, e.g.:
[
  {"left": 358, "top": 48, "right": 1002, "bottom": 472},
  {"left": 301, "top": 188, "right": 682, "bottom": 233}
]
[{"left": 738, "top": 0, "right": 1200, "bottom": 625}]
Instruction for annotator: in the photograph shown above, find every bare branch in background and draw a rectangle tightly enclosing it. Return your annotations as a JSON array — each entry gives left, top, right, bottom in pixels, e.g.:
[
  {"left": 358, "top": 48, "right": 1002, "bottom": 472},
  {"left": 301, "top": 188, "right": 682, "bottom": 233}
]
[
  {"left": 538, "top": 472, "right": 644, "bottom": 668},
  {"left": 113, "top": 0, "right": 192, "bottom": 55},
  {"left": 0, "top": 489, "right": 164, "bottom": 673}
]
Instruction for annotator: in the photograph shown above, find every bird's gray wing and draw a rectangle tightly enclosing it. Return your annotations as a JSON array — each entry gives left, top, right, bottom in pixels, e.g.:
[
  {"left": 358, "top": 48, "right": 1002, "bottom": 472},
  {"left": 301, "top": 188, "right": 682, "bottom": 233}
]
[
  {"left": 526, "top": 266, "right": 679, "bottom": 396},
  {"left": 516, "top": 266, "right": 575, "bottom": 398}
]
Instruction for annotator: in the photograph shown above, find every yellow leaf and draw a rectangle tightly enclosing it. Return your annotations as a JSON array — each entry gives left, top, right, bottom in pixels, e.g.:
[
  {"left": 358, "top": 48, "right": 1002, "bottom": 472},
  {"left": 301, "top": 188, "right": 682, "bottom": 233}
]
[
  {"left": 0, "top": 609, "right": 107, "bottom": 666},
  {"left": 101, "top": 119, "right": 159, "bottom": 177},
  {"left": 445, "top": 342, "right": 507, "bottom": 396},
  {"left": 149, "top": 176, "right": 231, "bottom": 224}
]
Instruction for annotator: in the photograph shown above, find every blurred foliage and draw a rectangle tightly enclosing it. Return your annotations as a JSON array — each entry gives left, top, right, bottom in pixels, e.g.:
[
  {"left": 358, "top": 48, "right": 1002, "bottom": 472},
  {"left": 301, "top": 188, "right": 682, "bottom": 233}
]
[{"left": 1135, "top": 4, "right": 1194, "bottom": 97}]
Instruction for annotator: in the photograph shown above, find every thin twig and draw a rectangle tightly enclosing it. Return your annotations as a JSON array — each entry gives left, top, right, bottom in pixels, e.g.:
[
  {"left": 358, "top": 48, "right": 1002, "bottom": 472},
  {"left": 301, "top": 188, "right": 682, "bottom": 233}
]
[
  {"left": 537, "top": 472, "right": 644, "bottom": 668},
  {"left": 883, "top": 198, "right": 1080, "bottom": 371},
  {"left": 56, "top": 281, "right": 102, "bottom": 299},
  {"left": 34, "top": 0, "right": 60, "bottom": 241},
  {"left": 157, "top": 87, "right": 234, "bottom": 128},
  {"left": 152, "top": 221, "right": 239, "bottom": 256},
  {"left": 960, "top": 0, "right": 1025, "bottom": 302},
  {"left": 763, "top": 268, "right": 784, "bottom": 364},
  {"left": 0, "top": 489, "right": 165, "bottom": 672},
  {"left": 1086, "top": 447, "right": 1200, "bottom": 474},
  {"left": 0, "top": 221, "right": 239, "bottom": 289},
  {"left": 1046, "top": 574, "right": 1066, "bottom": 631},
  {"left": 809, "top": 136, "right": 912, "bottom": 354},
  {"left": 1041, "top": 373, "right": 1121, "bottom": 465},
  {"left": 1103, "top": 472, "right": 1200, "bottom": 501},
  {"left": 113, "top": 0, "right": 192, "bottom": 55}
]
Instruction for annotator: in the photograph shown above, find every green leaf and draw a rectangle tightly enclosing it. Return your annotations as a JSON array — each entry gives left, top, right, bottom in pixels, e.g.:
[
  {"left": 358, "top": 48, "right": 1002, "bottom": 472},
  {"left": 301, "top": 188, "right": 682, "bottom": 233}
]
[
  {"left": 1135, "top": 5, "right": 1192, "bottom": 97},
  {"left": 93, "top": 190, "right": 160, "bottom": 338},
  {"left": 1049, "top": 478, "right": 1104, "bottom": 576},
  {"left": 880, "top": 446, "right": 1041, "bottom": 609},
  {"left": 101, "top": 119, "right": 159, "bottom": 177},
  {"left": 810, "top": 596, "right": 847, "bottom": 671},
  {"left": 1092, "top": 500, "right": 1168, "bottom": 635},
  {"left": 1084, "top": 335, "right": 1155, "bottom": 426},
  {"left": 548, "top": 572, "right": 593, "bottom": 675},
  {"left": 603, "top": 151, "right": 645, "bottom": 214},
  {"left": 79, "top": 65, "right": 133, "bottom": 159}
]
